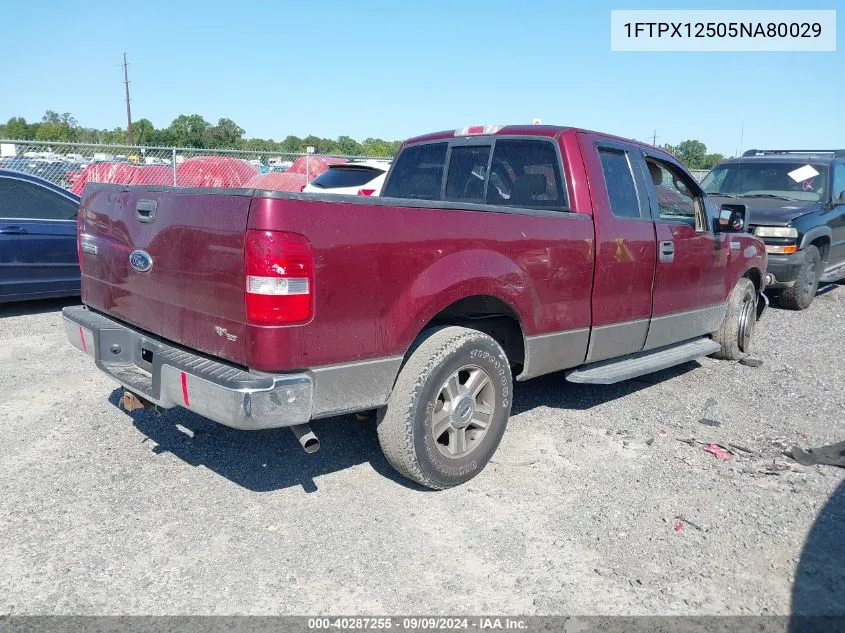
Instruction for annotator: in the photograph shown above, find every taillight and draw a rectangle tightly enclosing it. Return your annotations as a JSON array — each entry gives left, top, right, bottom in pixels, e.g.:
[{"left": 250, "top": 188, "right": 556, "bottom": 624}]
[
  {"left": 357, "top": 189, "right": 376, "bottom": 196},
  {"left": 245, "top": 230, "right": 314, "bottom": 324}
]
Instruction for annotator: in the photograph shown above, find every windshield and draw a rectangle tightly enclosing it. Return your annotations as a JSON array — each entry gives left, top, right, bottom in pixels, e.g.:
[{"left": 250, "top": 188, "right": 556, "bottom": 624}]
[{"left": 701, "top": 161, "right": 828, "bottom": 202}]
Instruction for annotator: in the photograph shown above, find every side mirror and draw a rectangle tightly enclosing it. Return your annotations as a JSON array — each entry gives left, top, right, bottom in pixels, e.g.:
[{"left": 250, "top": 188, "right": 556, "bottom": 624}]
[
  {"left": 834, "top": 191, "right": 845, "bottom": 206},
  {"left": 673, "top": 176, "right": 691, "bottom": 197},
  {"left": 717, "top": 204, "right": 746, "bottom": 232}
]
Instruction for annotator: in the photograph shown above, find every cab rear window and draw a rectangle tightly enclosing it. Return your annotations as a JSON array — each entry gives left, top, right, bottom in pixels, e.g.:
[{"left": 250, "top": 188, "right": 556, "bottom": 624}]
[
  {"left": 486, "top": 139, "right": 566, "bottom": 209},
  {"left": 381, "top": 143, "right": 447, "bottom": 200},
  {"left": 383, "top": 138, "right": 567, "bottom": 210}
]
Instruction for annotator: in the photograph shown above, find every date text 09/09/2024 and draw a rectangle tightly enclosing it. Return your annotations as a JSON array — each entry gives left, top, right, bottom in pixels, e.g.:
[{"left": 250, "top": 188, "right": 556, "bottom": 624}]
[
  {"left": 623, "top": 22, "right": 822, "bottom": 39},
  {"left": 307, "top": 617, "right": 528, "bottom": 630}
]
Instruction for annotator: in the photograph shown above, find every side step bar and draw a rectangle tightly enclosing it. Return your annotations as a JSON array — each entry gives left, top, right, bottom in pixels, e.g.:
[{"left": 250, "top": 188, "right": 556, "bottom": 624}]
[
  {"left": 819, "top": 261, "right": 845, "bottom": 284},
  {"left": 565, "top": 337, "right": 721, "bottom": 385}
]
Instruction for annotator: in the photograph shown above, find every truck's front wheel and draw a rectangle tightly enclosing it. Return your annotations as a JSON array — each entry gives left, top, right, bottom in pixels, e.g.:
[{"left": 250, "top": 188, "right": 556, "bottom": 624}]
[
  {"left": 376, "top": 326, "right": 512, "bottom": 489},
  {"left": 711, "top": 277, "right": 757, "bottom": 360}
]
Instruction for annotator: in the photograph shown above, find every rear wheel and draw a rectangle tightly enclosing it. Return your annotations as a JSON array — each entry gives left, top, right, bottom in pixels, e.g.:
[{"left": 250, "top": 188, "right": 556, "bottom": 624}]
[
  {"left": 376, "top": 326, "right": 512, "bottom": 490},
  {"left": 777, "top": 246, "right": 821, "bottom": 310},
  {"left": 712, "top": 278, "right": 757, "bottom": 360}
]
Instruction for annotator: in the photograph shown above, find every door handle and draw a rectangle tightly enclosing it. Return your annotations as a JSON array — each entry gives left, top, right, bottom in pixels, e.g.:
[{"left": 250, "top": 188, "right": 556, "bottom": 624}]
[
  {"left": 0, "top": 226, "right": 28, "bottom": 235},
  {"left": 659, "top": 240, "right": 675, "bottom": 263}
]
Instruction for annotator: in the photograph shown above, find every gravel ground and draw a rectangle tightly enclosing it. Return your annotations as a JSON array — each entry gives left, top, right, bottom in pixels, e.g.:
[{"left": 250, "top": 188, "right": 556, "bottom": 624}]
[{"left": 0, "top": 288, "right": 843, "bottom": 616}]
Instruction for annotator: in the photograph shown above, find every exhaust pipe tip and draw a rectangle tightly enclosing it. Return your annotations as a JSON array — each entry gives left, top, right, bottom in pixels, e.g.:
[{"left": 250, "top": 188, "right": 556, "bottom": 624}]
[
  {"left": 301, "top": 436, "right": 320, "bottom": 453},
  {"left": 290, "top": 424, "right": 320, "bottom": 453}
]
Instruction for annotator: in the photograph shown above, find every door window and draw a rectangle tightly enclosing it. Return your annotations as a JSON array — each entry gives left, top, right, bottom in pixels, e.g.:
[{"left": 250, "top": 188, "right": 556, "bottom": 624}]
[
  {"left": 0, "top": 177, "right": 78, "bottom": 220},
  {"left": 598, "top": 149, "right": 642, "bottom": 219},
  {"left": 832, "top": 163, "right": 845, "bottom": 200},
  {"left": 645, "top": 159, "right": 706, "bottom": 230}
]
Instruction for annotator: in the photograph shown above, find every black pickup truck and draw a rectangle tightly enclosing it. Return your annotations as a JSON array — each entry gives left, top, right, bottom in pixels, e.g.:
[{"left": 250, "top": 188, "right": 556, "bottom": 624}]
[{"left": 703, "top": 150, "right": 845, "bottom": 310}]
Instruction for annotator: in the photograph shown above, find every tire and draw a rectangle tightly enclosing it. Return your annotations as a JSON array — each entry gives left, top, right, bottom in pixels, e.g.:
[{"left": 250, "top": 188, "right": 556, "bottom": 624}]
[
  {"left": 376, "top": 326, "right": 512, "bottom": 490},
  {"left": 711, "top": 278, "right": 757, "bottom": 361},
  {"left": 777, "top": 246, "right": 821, "bottom": 311}
]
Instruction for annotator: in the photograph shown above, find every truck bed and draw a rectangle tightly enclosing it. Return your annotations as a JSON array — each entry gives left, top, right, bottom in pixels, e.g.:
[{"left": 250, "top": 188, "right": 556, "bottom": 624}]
[{"left": 79, "top": 185, "right": 596, "bottom": 372}]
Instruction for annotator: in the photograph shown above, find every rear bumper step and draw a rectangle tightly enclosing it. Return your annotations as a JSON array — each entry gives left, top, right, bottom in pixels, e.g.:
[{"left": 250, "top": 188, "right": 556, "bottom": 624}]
[
  {"left": 565, "top": 337, "right": 721, "bottom": 385},
  {"left": 62, "top": 305, "right": 313, "bottom": 430}
]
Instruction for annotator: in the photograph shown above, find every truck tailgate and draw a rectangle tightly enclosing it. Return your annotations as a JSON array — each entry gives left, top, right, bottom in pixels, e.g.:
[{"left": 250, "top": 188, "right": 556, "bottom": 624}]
[{"left": 79, "top": 186, "right": 252, "bottom": 366}]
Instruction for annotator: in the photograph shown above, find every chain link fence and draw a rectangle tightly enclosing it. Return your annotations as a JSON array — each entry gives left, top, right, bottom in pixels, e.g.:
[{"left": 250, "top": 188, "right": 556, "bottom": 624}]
[
  {"left": 1, "top": 139, "right": 711, "bottom": 193},
  {"left": 0, "top": 139, "right": 392, "bottom": 195}
]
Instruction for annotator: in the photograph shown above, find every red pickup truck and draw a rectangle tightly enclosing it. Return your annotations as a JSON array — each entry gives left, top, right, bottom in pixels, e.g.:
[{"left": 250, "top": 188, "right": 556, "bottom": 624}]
[{"left": 64, "top": 124, "right": 767, "bottom": 489}]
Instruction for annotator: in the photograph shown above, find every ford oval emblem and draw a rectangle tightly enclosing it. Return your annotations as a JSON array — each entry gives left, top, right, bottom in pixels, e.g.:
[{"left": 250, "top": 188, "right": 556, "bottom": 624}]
[{"left": 129, "top": 249, "right": 153, "bottom": 273}]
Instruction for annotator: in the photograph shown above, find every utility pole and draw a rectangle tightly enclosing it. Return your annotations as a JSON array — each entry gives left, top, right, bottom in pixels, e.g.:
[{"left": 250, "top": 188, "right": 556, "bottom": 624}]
[
  {"left": 123, "top": 53, "right": 133, "bottom": 146},
  {"left": 738, "top": 121, "right": 745, "bottom": 156},
  {"left": 652, "top": 130, "right": 658, "bottom": 146}
]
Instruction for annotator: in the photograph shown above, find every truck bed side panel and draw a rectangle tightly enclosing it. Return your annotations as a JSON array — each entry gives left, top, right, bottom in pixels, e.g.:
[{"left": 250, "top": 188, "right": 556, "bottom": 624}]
[{"left": 246, "top": 196, "right": 595, "bottom": 371}]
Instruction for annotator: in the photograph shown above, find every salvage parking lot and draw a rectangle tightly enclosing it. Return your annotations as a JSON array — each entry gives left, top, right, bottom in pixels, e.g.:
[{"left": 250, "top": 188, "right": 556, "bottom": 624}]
[{"left": 1, "top": 289, "right": 843, "bottom": 616}]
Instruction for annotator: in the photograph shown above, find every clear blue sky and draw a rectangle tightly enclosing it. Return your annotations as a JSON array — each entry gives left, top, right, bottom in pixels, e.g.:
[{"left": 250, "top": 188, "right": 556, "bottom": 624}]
[{"left": 1, "top": 0, "right": 842, "bottom": 155}]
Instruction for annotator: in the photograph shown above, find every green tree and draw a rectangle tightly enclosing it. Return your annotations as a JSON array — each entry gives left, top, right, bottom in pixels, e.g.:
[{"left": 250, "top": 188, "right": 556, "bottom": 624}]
[
  {"left": 102, "top": 127, "right": 128, "bottom": 145},
  {"left": 167, "top": 114, "right": 211, "bottom": 148},
  {"left": 280, "top": 135, "right": 302, "bottom": 153},
  {"left": 702, "top": 153, "right": 725, "bottom": 169},
  {"left": 244, "top": 137, "right": 280, "bottom": 152},
  {"left": 361, "top": 137, "right": 398, "bottom": 157},
  {"left": 673, "top": 139, "right": 708, "bottom": 170},
  {"left": 132, "top": 118, "right": 155, "bottom": 145},
  {"left": 35, "top": 111, "right": 78, "bottom": 142},
  {"left": 301, "top": 135, "right": 325, "bottom": 153},
  {"left": 5, "top": 117, "right": 31, "bottom": 139},
  {"left": 148, "top": 127, "right": 175, "bottom": 147},
  {"left": 336, "top": 135, "right": 362, "bottom": 156},
  {"left": 203, "top": 118, "right": 245, "bottom": 149}
]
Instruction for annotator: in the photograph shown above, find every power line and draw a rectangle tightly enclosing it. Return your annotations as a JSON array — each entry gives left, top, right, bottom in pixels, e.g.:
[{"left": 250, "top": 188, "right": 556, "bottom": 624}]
[{"left": 123, "top": 53, "right": 133, "bottom": 146}]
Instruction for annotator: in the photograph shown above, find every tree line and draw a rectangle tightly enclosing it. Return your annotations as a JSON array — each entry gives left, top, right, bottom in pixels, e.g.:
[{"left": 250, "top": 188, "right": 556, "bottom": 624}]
[
  {"left": 661, "top": 139, "right": 725, "bottom": 170},
  {"left": 0, "top": 111, "right": 403, "bottom": 157},
  {"left": 0, "top": 111, "right": 727, "bottom": 167}
]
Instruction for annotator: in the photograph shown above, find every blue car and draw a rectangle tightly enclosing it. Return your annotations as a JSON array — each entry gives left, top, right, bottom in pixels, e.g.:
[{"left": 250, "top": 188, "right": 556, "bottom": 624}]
[{"left": 0, "top": 169, "right": 81, "bottom": 302}]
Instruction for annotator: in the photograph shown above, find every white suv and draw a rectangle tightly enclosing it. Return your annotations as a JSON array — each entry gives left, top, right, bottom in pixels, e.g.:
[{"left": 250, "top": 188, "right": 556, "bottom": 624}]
[{"left": 303, "top": 159, "right": 391, "bottom": 196}]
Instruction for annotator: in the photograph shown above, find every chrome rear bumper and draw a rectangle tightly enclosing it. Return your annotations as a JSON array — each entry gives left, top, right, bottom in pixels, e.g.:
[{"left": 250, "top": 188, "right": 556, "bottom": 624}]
[{"left": 62, "top": 305, "right": 312, "bottom": 430}]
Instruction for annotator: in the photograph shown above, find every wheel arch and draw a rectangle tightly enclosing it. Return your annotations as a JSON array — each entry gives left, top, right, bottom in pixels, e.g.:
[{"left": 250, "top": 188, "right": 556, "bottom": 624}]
[
  {"left": 411, "top": 294, "right": 527, "bottom": 372},
  {"left": 742, "top": 266, "right": 762, "bottom": 293},
  {"left": 800, "top": 226, "right": 832, "bottom": 261}
]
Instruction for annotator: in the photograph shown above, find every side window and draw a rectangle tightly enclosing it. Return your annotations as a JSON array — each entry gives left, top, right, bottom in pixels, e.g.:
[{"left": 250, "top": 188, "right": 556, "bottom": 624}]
[
  {"left": 444, "top": 146, "right": 491, "bottom": 203},
  {"left": 485, "top": 139, "right": 567, "bottom": 209},
  {"left": 598, "top": 149, "right": 641, "bottom": 219},
  {"left": 833, "top": 163, "right": 845, "bottom": 200},
  {"left": 645, "top": 159, "right": 706, "bottom": 230},
  {"left": 380, "top": 142, "right": 447, "bottom": 200},
  {"left": 0, "top": 177, "right": 78, "bottom": 220}
]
